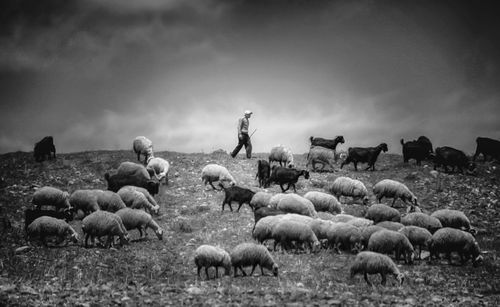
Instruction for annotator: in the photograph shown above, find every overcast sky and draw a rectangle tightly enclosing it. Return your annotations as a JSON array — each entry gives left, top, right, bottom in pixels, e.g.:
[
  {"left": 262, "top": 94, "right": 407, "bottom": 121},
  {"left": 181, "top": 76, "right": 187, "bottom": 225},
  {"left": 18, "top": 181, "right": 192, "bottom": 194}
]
[{"left": 1, "top": 0, "right": 499, "bottom": 155}]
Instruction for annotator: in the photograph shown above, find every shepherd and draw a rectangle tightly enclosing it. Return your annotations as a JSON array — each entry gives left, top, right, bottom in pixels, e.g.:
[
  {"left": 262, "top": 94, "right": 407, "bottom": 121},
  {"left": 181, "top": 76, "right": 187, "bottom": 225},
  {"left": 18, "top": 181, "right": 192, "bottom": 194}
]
[{"left": 230, "top": 110, "right": 254, "bottom": 159}]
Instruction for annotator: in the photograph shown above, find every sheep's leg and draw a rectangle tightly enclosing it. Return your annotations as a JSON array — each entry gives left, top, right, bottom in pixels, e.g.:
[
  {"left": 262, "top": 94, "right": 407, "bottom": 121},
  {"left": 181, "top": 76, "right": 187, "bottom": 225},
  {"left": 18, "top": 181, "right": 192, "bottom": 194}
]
[
  {"left": 136, "top": 152, "right": 141, "bottom": 162},
  {"left": 205, "top": 267, "right": 210, "bottom": 279},
  {"left": 137, "top": 227, "right": 143, "bottom": 239},
  {"left": 380, "top": 274, "right": 387, "bottom": 286},
  {"left": 250, "top": 264, "right": 257, "bottom": 276},
  {"left": 85, "top": 234, "right": 90, "bottom": 248},
  {"left": 240, "top": 266, "right": 247, "bottom": 276},
  {"left": 260, "top": 265, "right": 266, "bottom": 276},
  {"left": 354, "top": 162, "right": 358, "bottom": 171},
  {"left": 215, "top": 267, "right": 219, "bottom": 278},
  {"left": 364, "top": 273, "right": 372, "bottom": 286},
  {"left": 209, "top": 182, "right": 218, "bottom": 190},
  {"left": 197, "top": 266, "right": 201, "bottom": 278}
]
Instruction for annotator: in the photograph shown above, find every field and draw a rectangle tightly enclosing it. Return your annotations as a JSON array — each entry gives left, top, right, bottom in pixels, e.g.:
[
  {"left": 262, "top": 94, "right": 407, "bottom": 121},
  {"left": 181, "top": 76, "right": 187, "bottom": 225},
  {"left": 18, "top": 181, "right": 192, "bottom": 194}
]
[{"left": 1, "top": 149, "right": 499, "bottom": 306}]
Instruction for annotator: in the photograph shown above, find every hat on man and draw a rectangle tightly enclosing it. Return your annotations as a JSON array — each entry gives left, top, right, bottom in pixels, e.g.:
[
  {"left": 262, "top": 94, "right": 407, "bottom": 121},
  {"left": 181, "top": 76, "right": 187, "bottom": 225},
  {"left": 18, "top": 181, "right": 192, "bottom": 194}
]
[{"left": 244, "top": 110, "right": 253, "bottom": 115}]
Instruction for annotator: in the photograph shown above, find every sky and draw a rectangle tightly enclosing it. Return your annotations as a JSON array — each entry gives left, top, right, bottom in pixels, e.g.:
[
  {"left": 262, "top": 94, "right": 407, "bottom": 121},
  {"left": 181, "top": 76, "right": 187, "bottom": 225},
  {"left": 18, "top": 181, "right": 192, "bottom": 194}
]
[{"left": 1, "top": 0, "right": 499, "bottom": 155}]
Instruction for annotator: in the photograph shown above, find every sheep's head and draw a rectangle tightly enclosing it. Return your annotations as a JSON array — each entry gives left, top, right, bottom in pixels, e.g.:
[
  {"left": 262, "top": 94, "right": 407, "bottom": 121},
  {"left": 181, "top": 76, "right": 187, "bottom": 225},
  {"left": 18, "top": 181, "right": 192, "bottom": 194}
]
[
  {"left": 272, "top": 263, "right": 279, "bottom": 277},
  {"left": 155, "top": 228, "right": 164, "bottom": 240}
]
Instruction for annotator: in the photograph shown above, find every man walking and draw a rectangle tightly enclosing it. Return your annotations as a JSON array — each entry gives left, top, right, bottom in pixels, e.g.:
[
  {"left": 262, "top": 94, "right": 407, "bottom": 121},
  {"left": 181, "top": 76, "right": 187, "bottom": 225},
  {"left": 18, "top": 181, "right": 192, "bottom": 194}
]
[{"left": 230, "top": 110, "right": 253, "bottom": 159}]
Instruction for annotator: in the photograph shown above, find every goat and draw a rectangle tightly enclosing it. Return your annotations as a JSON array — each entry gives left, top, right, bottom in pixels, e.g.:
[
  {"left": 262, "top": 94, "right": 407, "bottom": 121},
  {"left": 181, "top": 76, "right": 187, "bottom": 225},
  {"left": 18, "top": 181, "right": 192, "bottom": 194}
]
[
  {"left": 473, "top": 137, "right": 500, "bottom": 162},
  {"left": 309, "top": 136, "right": 345, "bottom": 151},
  {"left": 255, "top": 160, "right": 271, "bottom": 188},
  {"left": 34, "top": 136, "right": 56, "bottom": 162},
  {"left": 341, "top": 143, "right": 388, "bottom": 171},
  {"left": 268, "top": 166, "right": 310, "bottom": 193}
]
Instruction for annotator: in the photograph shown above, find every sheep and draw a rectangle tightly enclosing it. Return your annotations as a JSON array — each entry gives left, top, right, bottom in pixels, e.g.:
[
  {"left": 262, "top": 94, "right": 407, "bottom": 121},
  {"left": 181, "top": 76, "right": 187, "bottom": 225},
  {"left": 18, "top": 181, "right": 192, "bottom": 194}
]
[
  {"left": 271, "top": 220, "right": 320, "bottom": 253},
  {"left": 310, "top": 135, "right": 345, "bottom": 151},
  {"left": 304, "top": 191, "right": 342, "bottom": 214},
  {"left": 365, "top": 204, "right": 401, "bottom": 224},
  {"left": 201, "top": 164, "right": 236, "bottom": 190},
  {"left": 268, "top": 166, "right": 309, "bottom": 193},
  {"left": 326, "top": 222, "right": 364, "bottom": 253},
  {"left": 274, "top": 193, "right": 318, "bottom": 217},
  {"left": 115, "top": 208, "right": 163, "bottom": 240},
  {"left": 194, "top": 245, "right": 231, "bottom": 279},
  {"left": 219, "top": 183, "right": 255, "bottom": 212},
  {"left": 350, "top": 251, "right": 405, "bottom": 287},
  {"left": 341, "top": 143, "right": 388, "bottom": 171},
  {"left": 368, "top": 229, "right": 415, "bottom": 264},
  {"left": 268, "top": 193, "right": 289, "bottom": 209},
  {"left": 252, "top": 215, "right": 285, "bottom": 244},
  {"left": 24, "top": 208, "right": 73, "bottom": 231},
  {"left": 146, "top": 156, "right": 170, "bottom": 185},
  {"left": 473, "top": 137, "right": 500, "bottom": 162},
  {"left": 372, "top": 179, "right": 418, "bottom": 207},
  {"left": 327, "top": 176, "right": 369, "bottom": 205},
  {"left": 346, "top": 217, "right": 374, "bottom": 228},
  {"left": 398, "top": 226, "right": 432, "bottom": 259},
  {"left": 376, "top": 221, "right": 405, "bottom": 232},
  {"left": 34, "top": 136, "right": 56, "bottom": 162},
  {"left": 96, "top": 190, "right": 127, "bottom": 213},
  {"left": 133, "top": 136, "right": 154, "bottom": 164},
  {"left": 250, "top": 191, "right": 273, "bottom": 210},
  {"left": 69, "top": 189, "right": 101, "bottom": 217},
  {"left": 429, "top": 227, "right": 482, "bottom": 266},
  {"left": 26, "top": 216, "right": 79, "bottom": 247},
  {"left": 268, "top": 145, "right": 294, "bottom": 168},
  {"left": 105, "top": 161, "right": 160, "bottom": 196},
  {"left": 433, "top": 146, "right": 473, "bottom": 174},
  {"left": 360, "top": 225, "right": 386, "bottom": 247},
  {"left": 306, "top": 146, "right": 337, "bottom": 172},
  {"left": 400, "top": 137, "right": 433, "bottom": 165},
  {"left": 401, "top": 212, "right": 442, "bottom": 234},
  {"left": 252, "top": 207, "right": 286, "bottom": 232},
  {"left": 321, "top": 213, "right": 356, "bottom": 223},
  {"left": 117, "top": 186, "right": 160, "bottom": 215},
  {"left": 430, "top": 209, "right": 474, "bottom": 233},
  {"left": 316, "top": 211, "right": 339, "bottom": 222},
  {"left": 81, "top": 211, "right": 130, "bottom": 248},
  {"left": 255, "top": 160, "right": 271, "bottom": 188},
  {"left": 230, "top": 242, "right": 279, "bottom": 277},
  {"left": 32, "top": 186, "right": 71, "bottom": 211}
]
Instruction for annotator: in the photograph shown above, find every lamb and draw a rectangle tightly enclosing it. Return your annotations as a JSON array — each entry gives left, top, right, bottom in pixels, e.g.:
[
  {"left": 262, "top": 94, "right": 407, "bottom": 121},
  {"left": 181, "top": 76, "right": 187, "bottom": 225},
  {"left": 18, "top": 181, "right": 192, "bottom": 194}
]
[
  {"left": 146, "top": 156, "right": 170, "bottom": 185},
  {"left": 117, "top": 186, "right": 160, "bottom": 215},
  {"left": 304, "top": 191, "right": 342, "bottom": 214},
  {"left": 350, "top": 251, "right": 405, "bottom": 287},
  {"left": 133, "top": 136, "right": 154, "bottom": 164},
  {"left": 34, "top": 136, "right": 56, "bottom": 162},
  {"left": 268, "top": 166, "right": 309, "bottom": 193},
  {"left": 252, "top": 215, "right": 285, "bottom": 244},
  {"left": 268, "top": 145, "right": 294, "bottom": 168},
  {"left": 274, "top": 193, "right": 318, "bottom": 217},
  {"left": 327, "top": 176, "right": 369, "bottom": 205},
  {"left": 310, "top": 135, "right": 345, "bottom": 151},
  {"left": 219, "top": 183, "right": 255, "bottom": 212},
  {"left": 428, "top": 227, "right": 482, "bottom": 266},
  {"left": 473, "top": 137, "right": 500, "bottom": 162},
  {"left": 26, "top": 216, "right": 79, "bottom": 247},
  {"left": 32, "top": 186, "right": 71, "bottom": 211},
  {"left": 433, "top": 146, "right": 473, "bottom": 174},
  {"left": 401, "top": 212, "right": 442, "bottom": 234},
  {"left": 372, "top": 179, "right": 418, "bottom": 207},
  {"left": 250, "top": 191, "right": 273, "bottom": 210},
  {"left": 24, "top": 208, "right": 73, "bottom": 231},
  {"left": 255, "top": 160, "right": 271, "bottom": 188},
  {"left": 230, "top": 242, "right": 279, "bottom": 277},
  {"left": 430, "top": 209, "right": 474, "bottom": 233},
  {"left": 252, "top": 207, "right": 286, "bottom": 232},
  {"left": 193, "top": 245, "right": 231, "bottom": 279},
  {"left": 365, "top": 203, "right": 401, "bottom": 223},
  {"left": 115, "top": 208, "right": 163, "bottom": 240},
  {"left": 360, "top": 225, "right": 386, "bottom": 247},
  {"left": 105, "top": 161, "right": 160, "bottom": 196},
  {"left": 271, "top": 220, "right": 320, "bottom": 253},
  {"left": 341, "top": 143, "right": 388, "bottom": 171},
  {"left": 400, "top": 137, "right": 433, "bottom": 165},
  {"left": 201, "top": 164, "right": 236, "bottom": 190},
  {"left": 376, "top": 221, "right": 405, "bottom": 232},
  {"left": 306, "top": 146, "right": 337, "bottom": 172},
  {"left": 367, "top": 229, "right": 415, "bottom": 264},
  {"left": 69, "top": 189, "right": 101, "bottom": 217},
  {"left": 398, "top": 226, "right": 432, "bottom": 259},
  {"left": 81, "top": 210, "right": 130, "bottom": 248}
]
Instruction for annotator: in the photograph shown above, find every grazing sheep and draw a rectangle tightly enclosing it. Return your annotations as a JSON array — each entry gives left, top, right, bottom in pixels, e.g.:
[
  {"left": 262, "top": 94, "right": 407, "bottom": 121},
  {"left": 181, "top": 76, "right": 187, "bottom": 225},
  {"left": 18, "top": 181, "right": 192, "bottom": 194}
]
[
  {"left": 26, "top": 216, "right": 79, "bottom": 247},
  {"left": 368, "top": 229, "right": 415, "bottom": 264},
  {"left": 271, "top": 220, "right": 320, "bottom": 253},
  {"left": 401, "top": 212, "right": 442, "bottom": 234},
  {"left": 146, "top": 157, "right": 170, "bottom": 185},
  {"left": 201, "top": 164, "right": 236, "bottom": 190},
  {"left": 219, "top": 183, "right": 255, "bottom": 212},
  {"left": 365, "top": 204, "right": 401, "bottom": 224},
  {"left": 33, "top": 186, "right": 71, "bottom": 211},
  {"left": 433, "top": 146, "right": 473, "bottom": 174},
  {"left": 34, "top": 136, "right": 56, "bottom": 162},
  {"left": 105, "top": 162, "right": 160, "bottom": 196},
  {"left": 326, "top": 222, "right": 364, "bottom": 253},
  {"left": 310, "top": 136, "right": 345, "bottom": 151},
  {"left": 317, "top": 211, "right": 338, "bottom": 222},
  {"left": 275, "top": 193, "right": 318, "bottom": 217},
  {"left": 350, "top": 251, "right": 405, "bottom": 286},
  {"left": 360, "top": 225, "right": 386, "bottom": 247},
  {"left": 81, "top": 211, "right": 129, "bottom": 248},
  {"left": 346, "top": 217, "right": 374, "bottom": 228},
  {"left": 252, "top": 215, "right": 285, "bottom": 244},
  {"left": 69, "top": 189, "right": 101, "bottom": 217},
  {"left": 376, "top": 221, "right": 405, "bottom": 232},
  {"left": 400, "top": 137, "right": 433, "bottom": 165},
  {"left": 430, "top": 209, "right": 474, "bottom": 233},
  {"left": 24, "top": 208, "right": 73, "bottom": 231},
  {"left": 133, "top": 136, "right": 154, "bottom": 164},
  {"left": 268, "top": 166, "right": 309, "bottom": 193},
  {"left": 372, "top": 179, "right": 418, "bottom": 207},
  {"left": 341, "top": 143, "right": 388, "bottom": 171},
  {"left": 97, "top": 190, "right": 127, "bottom": 213},
  {"left": 398, "top": 226, "right": 432, "bottom": 259},
  {"left": 268, "top": 145, "right": 294, "bottom": 168},
  {"left": 304, "top": 191, "right": 342, "bottom": 214},
  {"left": 230, "top": 243, "right": 279, "bottom": 277},
  {"left": 255, "top": 160, "right": 271, "bottom": 188},
  {"left": 252, "top": 207, "right": 286, "bottom": 232},
  {"left": 429, "top": 227, "right": 482, "bottom": 266},
  {"left": 327, "top": 176, "right": 369, "bottom": 205},
  {"left": 306, "top": 146, "right": 337, "bottom": 172},
  {"left": 117, "top": 186, "right": 160, "bottom": 215},
  {"left": 268, "top": 193, "right": 289, "bottom": 209},
  {"left": 115, "top": 208, "right": 163, "bottom": 240},
  {"left": 473, "top": 137, "right": 500, "bottom": 162},
  {"left": 194, "top": 245, "right": 231, "bottom": 279},
  {"left": 250, "top": 192, "right": 273, "bottom": 210}
]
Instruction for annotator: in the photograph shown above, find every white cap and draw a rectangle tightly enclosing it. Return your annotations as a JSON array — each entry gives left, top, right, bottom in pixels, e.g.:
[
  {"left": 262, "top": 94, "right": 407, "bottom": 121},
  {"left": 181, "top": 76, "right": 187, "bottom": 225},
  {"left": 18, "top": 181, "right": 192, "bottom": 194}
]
[{"left": 244, "top": 110, "right": 253, "bottom": 115}]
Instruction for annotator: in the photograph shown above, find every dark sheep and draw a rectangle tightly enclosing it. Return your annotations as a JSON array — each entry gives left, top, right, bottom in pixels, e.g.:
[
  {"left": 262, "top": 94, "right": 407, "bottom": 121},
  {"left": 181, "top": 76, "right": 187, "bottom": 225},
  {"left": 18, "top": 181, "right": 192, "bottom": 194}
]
[
  {"left": 255, "top": 160, "right": 271, "bottom": 188},
  {"left": 309, "top": 136, "right": 345, "bottom": 151},
  {"left": 433, "top": 146, "right": 473, "bottom": 174},
  {"left": 268, "top": 166, "right": 310, "bottom": 192},
  {"left": 400, "top": 136, "right": 433, "bottom": 165},
  {"left": 473, "top": 137, "right": 500, "bottom": 162},
  {"left": 219, "top": 183, "right": 256, "bottom": 212},
  {"left": 24, "top": 208, "right": 73, "bottom": 231},
  {"left": 34, "top": 136, "right": 56, "bottom": 162},
  {"left": 105, "top": 162, "right": 160, "bottom": 196},
  {"left": 341, "top": 143, "right": 388, "bottom": 171},
  {"left": 252, "top": 207, "right": 286, "bottom": 232}
]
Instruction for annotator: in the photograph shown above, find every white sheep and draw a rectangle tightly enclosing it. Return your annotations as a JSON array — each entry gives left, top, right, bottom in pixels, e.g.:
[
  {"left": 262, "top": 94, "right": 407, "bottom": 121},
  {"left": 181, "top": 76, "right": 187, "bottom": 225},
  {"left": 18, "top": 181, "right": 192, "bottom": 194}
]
[
  {"left": 365, "top": 203, "right": 401, "bottom": 224},
  {"left": 372, "top": 179, "right": 418, "bottom": 207},
  {"left": 268, "top": 145, "right": 294, "bottom": 168},
  {"left": 26, "top": 216, "right": 79, "bottom": 247},
  {"left": 117, "top": 185, "right": 160, "bottom": 215},
  {"left": 326, "top": 222, "right": 364, "bottom": 253},
  {"left": 69, "top": 189, "right": 101, "bottom": 217},
  {"left": 327, "top": 176, "right": 369, "bottom": 205},
  {"left": 81, "top": 210, "right": 130, "bottom": 248},
  {"left": 250, "top": 191, "right": 273, "bottom": 210},
  {"left": 322, "top": 213, "right": 356, "bottom": 223},
  {"left": 275, "top": 193, "right": 318, "bottom": 218},
  {"left": 32, "top": 186, "right": 71, "bottom": 211},
  {"left": 346, "top": 217, "right": 374, "bottom": 228},
  {"left": 429, "top": 227, "right": 482, "bottom": 266},
  {"left": 360, "top": 225, "right": 386, "bottom": 247},
  {"left": 268, "top": 193, "right": 289, "bottom": 209},
  {"left": 367, "top": 229, "right": 415, "bottom": 264},
  {"left": 252, "top": 215, "right": 285, "bottom": 244},
  {"left": 376, "top": 221, "right": 405, "bottom": 232},
  {"left": 97, "top": 190, "right": 127, "bottom": 213},
  {"left": 401, "top": 212, "right": 442, "bottom": 234},
  {"left": 303, "top": 191, "right": 342, "bottom": 214},
  {"left": 398, "top": 226, "right": 432, "bottom": 259},
  {"left": 316, "top": 211, "right": 338, "bottom": 221},
  {"left": 306, "top": 146, "right": 337, "bottom": 171},
  {"left": 271, "top": 220, "right": 320, "bottom": 253},
  {"left": 115, "top": 208, "right": 163, "bottom": 240},
  {"left": 350, "top": 251, "right": 405, "bottom": 287},
  {"left": 430, "top": 209, "right": 474, "bottom": 233},
  {"left": 133, "top": 136, "right": 154, "bottom": 164},
  {"left": 230, "top": 242, "right": 279, "bottom": 277},
  {"left": 194, "top": 244, "right": 232, "bottom": 279},
  {"left": 146, "top": 156, "right": 170, "bottom": 185},
  {"left": 201, "top": 164, "right": 236, "bottom": 190}
]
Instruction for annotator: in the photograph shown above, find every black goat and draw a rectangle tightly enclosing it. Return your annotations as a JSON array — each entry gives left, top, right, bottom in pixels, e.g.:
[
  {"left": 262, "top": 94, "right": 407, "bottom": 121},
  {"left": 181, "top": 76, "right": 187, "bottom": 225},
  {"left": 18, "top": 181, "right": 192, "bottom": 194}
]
[
  {"left": 401, "top": 136, "right": 433, "bottom": 165},
  {"left": 255, "top": 160, "right": 271, "bottom": 188},
  {"left": 34, "top": 136, "right": 56, "bottom": 162},
  {"left": 268, "top": 166, "right": 310, "bottom": 192},
  {"left": 434, "top": 146, "right": 473, "bottom": 173},
  {"left": 341, "top": 143, "right": 388, "bottom": 171},
  {"left": 473, "top": 137, "right": 500, "bottom": 162},
  {"left": 252, "top": 207, "right": 286, "bottom": 232},
  {"left": 24, "top": 208, "right": 73, "bottom": 231},
  {"left": 219, "top": 183, "right": 255, "bottom": 212},
  {"left": 310, "top": 135, "right": 345, "bottom": 151}
]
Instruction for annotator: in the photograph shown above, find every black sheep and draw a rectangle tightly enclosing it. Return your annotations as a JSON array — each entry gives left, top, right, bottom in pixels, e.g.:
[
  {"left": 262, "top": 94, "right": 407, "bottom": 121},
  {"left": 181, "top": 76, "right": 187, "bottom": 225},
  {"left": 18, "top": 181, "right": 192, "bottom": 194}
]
[
  {"left": 252, "top": 207, "right": 286, "bottom": 232},
  {"left": 401, "top": 136, "right": 433, "bottom": 165},
  {"left": 105, "top": 173, "right": 159, "bottom": 196},
  {"left": 341, "top": 143, "right": 388, "bottom": 171},
  {"left": 473, "top": 137, "right": 500, "bottom": 162},
  {"left": 434, "top": 146, "right": 473, "bottom": 173},
  {"left": 268, "top": 166, "right": 310, "bottom": 193},
  {"left": 309, "top": 136, "right": 345, "bottom": 151},
  {"left": 255, "top": 160, "right": 271, "bottom": 188},
  {"left": 34, "top": 136, "right": 56, "bottom": 162},
  {"left": 219, "top": 183, "right": 255, "bottom": 212},
  {"left": 24, "top": 208, "right": 73, "bottom": 231}
]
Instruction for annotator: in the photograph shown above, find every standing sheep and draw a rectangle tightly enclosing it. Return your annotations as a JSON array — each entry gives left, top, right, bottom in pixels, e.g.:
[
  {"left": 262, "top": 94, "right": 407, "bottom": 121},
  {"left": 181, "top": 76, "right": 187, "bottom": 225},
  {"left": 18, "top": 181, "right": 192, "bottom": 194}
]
[
  {"left": 26, "top": 216, "right": 79, "bottom": 247},
  {"left": 268, "top": 145, "right": 294, "bottom": 168},
  {"left": 133, "top": 136, "right": 154, "bottom": 165},
  {"left": 430, "top": 209, "right": 474, "bottom": 233},
  {"left": 350, "top": 251, "right": 405, "bottom": 287},
  {"left": 201, "top": 164, "right": 236, "bottom": 190},
  {"left": 326, "top": 222, "right": 364, "bottom": 253},
  {"left": 117, "top": 185, "right": 160, "bottom": 215},
  {"left": 194, "top": 245, "right": 232, "bottom": 279},
  {"left": 146, "top": 156, "right": 170, "bottom": 185},
  {"left": 271, "top": 220, "right": 320, "bottom": 253},
  {"left": 304, "top": 191, "right": 342, "bottom": 214},
  {"left": 69, "top": 189, "right": 101, "bottom": 217},
  {"left": 252, "top": 215, "right": 285, "bottom": 244},
  {"left": 250, "top": 191, "right": 273, "bottom": 211},
  {"left": 33, "top": 186, "right": 71, "bottom": 211},
  {"left": 368, "top": 229, "right": 415, "bottom": 264},
  {"left": 360, "top": 225, "right": 386, "bottom": 247},
  {"left": 275, "top": 193, "right": 318, "bottom": 217},
  {"left": 219, "top": 183, "right": 255, "bottom": 212},
  {"left": 428, "top": 227, "right": 482, "bottom": 266},
  {"left": 401, "top": 212, "right": 442, "bottom": 234},
  {"left": 372, "top": 179, "right": 418, "bottom": 207},
  {"left": 230, "top": 243, "right": 279, "bottom": 277},
  {"left": 327, "top": 176, "right": 369, "bottom": 205},
  {"left": 341, "top": 143, "right": 388, "bottom": 171},
  {"left": 252, "top": 207, "right": 286, "bottom": 232},
  {"left": 365, "top": 203, "right": 401, "bottom": 224},
  {"left": 96, "top": 190, "right": 127, "bottom": 213},
  {"left": 398, "top": 226, "right": 432, "bottom": 260},
  {"left": 306, "top": 146, "right": 337, "bottom": 172},
  {"left": 115, "top": 208, "right": 163, "bottom": 240},
  {"left": 81, "top": 211, "right": 130, "bottom": 248},
  {"left": 24, "top": 208, "right": 73, "bottom": 231}
]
